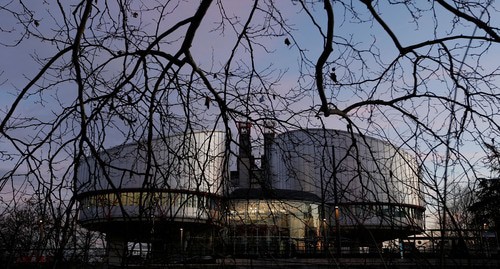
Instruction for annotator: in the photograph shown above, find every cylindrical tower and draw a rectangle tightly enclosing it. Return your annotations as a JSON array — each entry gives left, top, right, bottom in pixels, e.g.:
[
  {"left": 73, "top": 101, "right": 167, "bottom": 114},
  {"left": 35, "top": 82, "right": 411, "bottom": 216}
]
[
  {"left": 75, "top": 130, "right": 227, "bottom": 264},
  {"left": 269, "top": 129, "right": 425, "bottom": 244}
]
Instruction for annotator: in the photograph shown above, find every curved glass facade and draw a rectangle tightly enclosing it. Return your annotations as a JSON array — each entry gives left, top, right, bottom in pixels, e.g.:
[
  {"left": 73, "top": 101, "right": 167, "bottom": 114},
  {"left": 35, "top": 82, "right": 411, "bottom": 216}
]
[
  {"left": 78, "top": 190, "right": 220, "bottom": 224},
  {"left": 265, "top": 129, "right": 425, "bottom": 242},
  {"left": 269, "top": 129, "right": 424, "bottom": 207},
  {"left": 75, "top": 130, "right": 227, "bottom": 263},
  {"left": 75, "top": 131, "right": 226, "bottom": 225},
  {"left": 227, "top": 199, "right": 323, "bottom": 256}
]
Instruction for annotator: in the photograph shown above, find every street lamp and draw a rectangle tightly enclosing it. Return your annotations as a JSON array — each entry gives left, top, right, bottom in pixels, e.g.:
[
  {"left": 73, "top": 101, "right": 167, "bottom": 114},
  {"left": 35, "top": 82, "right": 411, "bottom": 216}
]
[
  {"left": 335, "top": 206, "right": 341, "bottom": 256},
  {"left": 322, "top": 218, "right": 328, "bottom": 255},
  {"left": 180, "top": 228, "right": 184, "bottom": 253}
]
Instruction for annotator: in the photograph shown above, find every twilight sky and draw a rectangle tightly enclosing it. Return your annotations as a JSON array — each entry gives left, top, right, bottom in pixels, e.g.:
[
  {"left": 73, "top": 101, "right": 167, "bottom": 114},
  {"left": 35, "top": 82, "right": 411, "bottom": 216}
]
[{"left": 0, "top": 1, "right": 499, "bottom": 218}]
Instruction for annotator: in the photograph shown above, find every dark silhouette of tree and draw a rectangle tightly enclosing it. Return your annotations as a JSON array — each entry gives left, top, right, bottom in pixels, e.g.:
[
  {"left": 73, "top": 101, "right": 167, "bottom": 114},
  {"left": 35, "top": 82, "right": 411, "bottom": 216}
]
[
  {"left": 470, "top": 178, "right": 500, "bottom": 231},
  {"left": 470, "top": 143, "right": 500, "bottom": 235}
]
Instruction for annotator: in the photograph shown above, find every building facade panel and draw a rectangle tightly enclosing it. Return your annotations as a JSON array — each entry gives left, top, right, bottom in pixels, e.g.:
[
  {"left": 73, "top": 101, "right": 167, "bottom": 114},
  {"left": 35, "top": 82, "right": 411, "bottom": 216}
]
[
  {"left": 268, "top": 129, "right": 425, "bottom": 238},
  {"left": 76, "top": 130, "right": 226, "bottom": 224}
]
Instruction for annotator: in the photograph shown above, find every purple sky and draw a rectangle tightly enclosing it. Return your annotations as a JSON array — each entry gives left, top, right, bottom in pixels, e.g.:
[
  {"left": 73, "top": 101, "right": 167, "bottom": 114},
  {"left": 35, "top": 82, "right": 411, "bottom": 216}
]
[{"left": 0, "top": 1, "right": 499, "bottom": 224}]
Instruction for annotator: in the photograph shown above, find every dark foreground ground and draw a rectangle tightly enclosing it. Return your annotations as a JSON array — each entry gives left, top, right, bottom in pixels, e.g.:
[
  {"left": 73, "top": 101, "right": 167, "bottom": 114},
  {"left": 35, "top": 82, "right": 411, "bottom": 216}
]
[
  {"left": 216, "top": 257, "right": 500, "bottom": 269},
  {"left": 9, "top": 257, "right": 500, "bottom": 269}
]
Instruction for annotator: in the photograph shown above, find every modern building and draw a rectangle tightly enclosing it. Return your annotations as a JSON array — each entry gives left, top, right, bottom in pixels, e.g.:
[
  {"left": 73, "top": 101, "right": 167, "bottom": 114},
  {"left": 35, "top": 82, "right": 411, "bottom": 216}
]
[
  {"left": 227, "top": 124, "right": 425, "bottom": 256},
  {"left": 75, "top": 124, "right": 425, "bottom": 264},
  {"left": 75, "top": 131, "right": 227, "bottom": 265}
]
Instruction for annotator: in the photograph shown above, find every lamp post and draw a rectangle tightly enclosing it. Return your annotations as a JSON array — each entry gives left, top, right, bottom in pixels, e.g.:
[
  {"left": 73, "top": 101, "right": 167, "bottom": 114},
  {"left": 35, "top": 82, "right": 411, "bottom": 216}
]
[
  {"left": 322, "top": 218, "right": 327, "bottom": 255},
  {"left": 320, "top": 167, "right": 327, "bottom": 255},
  {"left": 180, "top": 228, "right": 184, "bottom": 254},
  {"left": 38, "top": 219, "right": 45, "bottom": 261},
  {"left": 335, "top": 206, "right": 341, "bottom": 256},
  {"left": 332, "top": 145, "right": 341, "bottom": 256}
]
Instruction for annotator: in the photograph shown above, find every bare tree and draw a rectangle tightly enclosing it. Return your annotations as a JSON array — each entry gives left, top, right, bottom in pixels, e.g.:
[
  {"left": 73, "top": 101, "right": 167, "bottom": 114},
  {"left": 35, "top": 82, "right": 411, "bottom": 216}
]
[{"left": 0, "top": 0, "right": 499, "bottom": 267}]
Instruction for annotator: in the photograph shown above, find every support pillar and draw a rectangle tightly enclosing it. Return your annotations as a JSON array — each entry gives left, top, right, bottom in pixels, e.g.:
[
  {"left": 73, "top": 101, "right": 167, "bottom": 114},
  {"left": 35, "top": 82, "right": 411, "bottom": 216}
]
[{"left": 106, "top": 233, "right": 127, "bottom": 266}]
